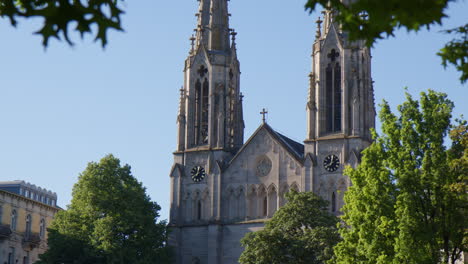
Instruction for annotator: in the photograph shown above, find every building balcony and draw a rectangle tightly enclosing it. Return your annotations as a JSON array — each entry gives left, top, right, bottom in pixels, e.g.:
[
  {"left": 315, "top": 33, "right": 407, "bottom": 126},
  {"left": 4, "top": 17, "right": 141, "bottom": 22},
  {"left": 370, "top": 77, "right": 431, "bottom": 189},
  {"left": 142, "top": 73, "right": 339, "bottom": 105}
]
[
  {"left": 22, "top": 232, "right": 41, "bottom": 250},
  {"left": 0, "top": 224, "right": 12, "bottom": 239}
]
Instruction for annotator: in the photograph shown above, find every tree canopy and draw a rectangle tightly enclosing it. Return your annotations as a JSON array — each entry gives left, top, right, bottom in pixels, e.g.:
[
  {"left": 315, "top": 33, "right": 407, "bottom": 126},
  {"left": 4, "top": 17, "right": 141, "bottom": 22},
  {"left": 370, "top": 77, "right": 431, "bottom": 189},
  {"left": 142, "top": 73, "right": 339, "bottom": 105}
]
[
  {"left": 305, "top": 0, "right": 467, "bottom": 83},
  {"left": 239, "top": 190, "right": 340, "bottom": 264},
  {"left": 332, "top": 90, "right": 467, "bottom": 264},
  {"left": 37, "top": 154, "right": 172, "bottom": 264},
  {"left": 0, "top": 0, "right": 124, "bottom": 47}
]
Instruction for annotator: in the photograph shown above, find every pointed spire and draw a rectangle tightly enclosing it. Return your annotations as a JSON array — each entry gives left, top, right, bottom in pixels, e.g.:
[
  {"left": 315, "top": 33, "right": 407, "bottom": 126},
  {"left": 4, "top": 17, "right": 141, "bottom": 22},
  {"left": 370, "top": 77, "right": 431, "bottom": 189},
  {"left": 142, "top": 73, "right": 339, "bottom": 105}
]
[
  {"left": 208, "top": 0, "right": 230, "bottom": 51},
  {"left": 193, "top": 0, "right": 210, "bottom": 49}
]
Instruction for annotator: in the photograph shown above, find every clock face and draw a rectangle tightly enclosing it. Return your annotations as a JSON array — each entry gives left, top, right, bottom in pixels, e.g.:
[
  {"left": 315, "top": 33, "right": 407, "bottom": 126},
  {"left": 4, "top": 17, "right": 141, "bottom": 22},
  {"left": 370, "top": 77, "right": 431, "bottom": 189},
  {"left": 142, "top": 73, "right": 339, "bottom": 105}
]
[
  {"left": 323, "top": 154, "right": 340, "bottom": 172},
  {"left": 191, "top": 166, "right": 206, "bottom": 182}
]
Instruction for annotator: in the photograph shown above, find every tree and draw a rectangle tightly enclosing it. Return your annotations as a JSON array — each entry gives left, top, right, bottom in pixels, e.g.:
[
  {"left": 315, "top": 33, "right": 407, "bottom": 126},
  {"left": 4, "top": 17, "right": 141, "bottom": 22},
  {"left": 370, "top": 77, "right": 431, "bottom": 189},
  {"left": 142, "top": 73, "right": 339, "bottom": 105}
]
[
  {"left": 332, "top": 90, "right": 467, "bottom": 264},
  {"left": 239, "top": 190, "right": 340, "bottom": 264},
  {"left": 0, "top": 0, "right": 124, "bottom": 47},
  {"left": 305, "top": 0, "right": 467, "bottom": 83},
  {"left": 38, "top": 154, "right": 172, "bottom": 264}
]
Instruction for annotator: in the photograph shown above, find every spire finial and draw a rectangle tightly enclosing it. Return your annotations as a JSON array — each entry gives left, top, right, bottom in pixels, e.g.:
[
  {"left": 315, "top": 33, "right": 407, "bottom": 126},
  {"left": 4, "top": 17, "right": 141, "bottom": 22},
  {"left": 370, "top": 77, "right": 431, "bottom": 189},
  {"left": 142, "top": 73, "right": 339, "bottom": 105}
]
[
  {"left": 190, "top": 35, "right": 196, "bottom": 53},
  {"left": 260, "top": 108, "right": 268, "bottom": 123},
  {"left": 230, "top": 29, "right": 237, "bottom": 42},
  {"left": 315, "top": 17, "right": 323, "bottom": 39}
]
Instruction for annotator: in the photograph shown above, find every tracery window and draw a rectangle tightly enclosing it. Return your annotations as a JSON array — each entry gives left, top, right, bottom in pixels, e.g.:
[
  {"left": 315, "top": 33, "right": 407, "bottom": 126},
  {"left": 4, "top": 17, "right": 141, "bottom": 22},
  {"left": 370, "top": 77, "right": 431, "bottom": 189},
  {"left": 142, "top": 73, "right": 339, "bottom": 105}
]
[
  {"left": 194, "top": 65, "right": 209, "bottom": 145},
  {"left": 325, "top": 49, "right": 342, "bottom": 133}
]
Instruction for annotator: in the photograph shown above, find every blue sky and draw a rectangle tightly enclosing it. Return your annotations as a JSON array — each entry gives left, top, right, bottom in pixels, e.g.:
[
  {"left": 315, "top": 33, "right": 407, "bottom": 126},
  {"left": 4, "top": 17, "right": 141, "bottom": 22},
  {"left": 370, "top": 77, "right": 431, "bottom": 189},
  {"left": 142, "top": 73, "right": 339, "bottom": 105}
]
[{"left": 0, "top": 0, "right": 466, "bottom": 221}]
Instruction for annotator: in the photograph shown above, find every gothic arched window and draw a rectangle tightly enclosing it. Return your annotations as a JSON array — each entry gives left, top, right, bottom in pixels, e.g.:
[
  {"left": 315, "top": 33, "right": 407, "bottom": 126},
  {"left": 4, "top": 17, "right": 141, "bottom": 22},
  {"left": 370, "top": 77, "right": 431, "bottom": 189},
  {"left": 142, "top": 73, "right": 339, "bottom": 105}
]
[
  {"left": 194, "top": 75, "right": 209, "bottom": 145},
  {"left": 195, "top": 79, "right": 202, "bottom": 144},
  {"left": 197, "top": 200, "right": 202, "bottom": 220},
  {"left": 201, "top": 78, "right": 209, "bottom": 144},
  {"left": 331, "top": 192, "right": 336, "bottom": 212},
  {"left": 325, "top": 49, "right": 342, "bottom": 133},
  {"left": 263, "top": 197, "right": 267, "bottom": 217}
]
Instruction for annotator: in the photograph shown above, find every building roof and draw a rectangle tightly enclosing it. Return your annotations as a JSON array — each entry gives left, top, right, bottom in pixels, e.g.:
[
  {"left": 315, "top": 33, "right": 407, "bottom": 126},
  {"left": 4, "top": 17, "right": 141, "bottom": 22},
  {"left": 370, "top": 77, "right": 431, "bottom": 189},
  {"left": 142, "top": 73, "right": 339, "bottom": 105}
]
[
  {"left": 263, "top": 124, "right": 304, "bottom": 161},
  {"left": 229, "top": 122, "right": 305, "bottom": 166},
  {"left": 0, "top": 180, "right": 57, "bottom": 196}
]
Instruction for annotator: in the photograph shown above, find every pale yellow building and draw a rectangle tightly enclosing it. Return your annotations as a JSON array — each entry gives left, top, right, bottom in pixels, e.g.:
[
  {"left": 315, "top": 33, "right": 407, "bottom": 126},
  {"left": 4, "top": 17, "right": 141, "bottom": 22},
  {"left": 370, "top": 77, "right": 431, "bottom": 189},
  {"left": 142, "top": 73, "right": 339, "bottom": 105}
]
[{"left": 0, "top": 182, "right": 59, "bottom": 264}]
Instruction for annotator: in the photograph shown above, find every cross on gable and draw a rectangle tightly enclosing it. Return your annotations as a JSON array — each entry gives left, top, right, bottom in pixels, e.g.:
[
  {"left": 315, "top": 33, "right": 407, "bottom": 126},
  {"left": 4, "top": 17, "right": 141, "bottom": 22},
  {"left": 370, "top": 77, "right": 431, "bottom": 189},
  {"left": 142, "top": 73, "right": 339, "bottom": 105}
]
[
  {"left": 260, "top": 108, "right": 268, "bottom": 123},
  {"left": 198, "top": 65, "right": 208, "bottom": 77},
  {"left": 328, "top": 49, "right": 339, "bottom": 62}
]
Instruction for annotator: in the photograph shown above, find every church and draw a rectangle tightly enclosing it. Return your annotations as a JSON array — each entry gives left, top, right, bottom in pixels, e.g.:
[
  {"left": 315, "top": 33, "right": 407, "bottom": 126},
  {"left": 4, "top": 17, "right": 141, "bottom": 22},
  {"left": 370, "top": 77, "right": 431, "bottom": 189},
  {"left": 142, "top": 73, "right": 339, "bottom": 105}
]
[{"left": 168, "top": 0, "right": 375, "bottom": 263}]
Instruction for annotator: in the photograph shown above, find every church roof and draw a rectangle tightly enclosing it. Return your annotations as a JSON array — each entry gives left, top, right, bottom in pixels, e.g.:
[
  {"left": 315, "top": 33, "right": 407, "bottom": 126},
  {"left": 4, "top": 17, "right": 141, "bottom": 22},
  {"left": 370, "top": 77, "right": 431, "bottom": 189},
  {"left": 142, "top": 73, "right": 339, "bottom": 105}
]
[
  {"left": 273, "top": 131, "right": 305, "bottom": 159},
  {"left": 230, "top": 123, "right": 304, "bottom": 165},
  {"left": 263, "top": 124, "right": 304, "bottom": 161}
]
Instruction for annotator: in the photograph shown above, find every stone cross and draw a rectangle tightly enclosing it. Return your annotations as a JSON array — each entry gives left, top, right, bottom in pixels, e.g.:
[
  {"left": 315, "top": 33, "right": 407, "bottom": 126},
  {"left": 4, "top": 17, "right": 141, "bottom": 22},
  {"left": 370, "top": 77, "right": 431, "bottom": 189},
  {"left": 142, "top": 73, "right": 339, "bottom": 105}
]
[
  {"left": 328, "top": 49, "right": 339, "bottom": 62},
  {"left": 198, "top": 65, "right": 208, "bottom": 77},
  {"left": 260, "top": 108, "right": 268, "bottom": 123}
]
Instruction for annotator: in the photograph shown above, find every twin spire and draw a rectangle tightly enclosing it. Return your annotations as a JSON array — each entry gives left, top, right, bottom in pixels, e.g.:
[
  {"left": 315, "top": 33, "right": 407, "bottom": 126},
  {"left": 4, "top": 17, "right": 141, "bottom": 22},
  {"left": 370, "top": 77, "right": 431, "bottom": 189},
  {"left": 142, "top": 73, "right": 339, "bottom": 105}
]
[{"left": 191, "top": 0, "right": 235, "bottom": 53}]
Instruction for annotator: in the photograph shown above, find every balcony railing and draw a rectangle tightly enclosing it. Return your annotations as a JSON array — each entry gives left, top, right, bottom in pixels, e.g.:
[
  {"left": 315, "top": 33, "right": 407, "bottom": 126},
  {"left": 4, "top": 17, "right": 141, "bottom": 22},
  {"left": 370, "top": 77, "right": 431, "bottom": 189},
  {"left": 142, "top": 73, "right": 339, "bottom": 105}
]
[
  {"left": 0, "top": 224, "right": 12, "bottom": 239},
  {"left": 22, "top": 232, "right": 41, "bottom": 249}
]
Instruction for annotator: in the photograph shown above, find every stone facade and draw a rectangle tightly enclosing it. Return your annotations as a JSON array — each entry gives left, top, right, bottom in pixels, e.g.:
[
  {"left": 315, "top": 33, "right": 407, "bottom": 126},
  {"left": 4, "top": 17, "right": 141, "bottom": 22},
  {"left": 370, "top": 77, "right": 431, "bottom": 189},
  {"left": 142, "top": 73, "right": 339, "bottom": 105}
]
[
  {"left": 169, "top": 1, "right": 375, "bottom": 264},
  {"left": 0, "top": 186, "right": 59, "bottom": 264}
]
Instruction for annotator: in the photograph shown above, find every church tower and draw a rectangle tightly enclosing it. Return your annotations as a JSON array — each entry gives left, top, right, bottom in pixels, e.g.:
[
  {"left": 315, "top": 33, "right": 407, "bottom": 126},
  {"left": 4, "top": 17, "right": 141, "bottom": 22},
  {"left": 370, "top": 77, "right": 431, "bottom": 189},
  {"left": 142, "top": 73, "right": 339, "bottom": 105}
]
[
  {"left": 304, "top": 9, "right": 375, "bottom": 213},
  {"left": 169, "top": 0, "right": 244, "bottom": 263},
  {"left": 175, "top": 0, "right": 243, "bottom": 154}
]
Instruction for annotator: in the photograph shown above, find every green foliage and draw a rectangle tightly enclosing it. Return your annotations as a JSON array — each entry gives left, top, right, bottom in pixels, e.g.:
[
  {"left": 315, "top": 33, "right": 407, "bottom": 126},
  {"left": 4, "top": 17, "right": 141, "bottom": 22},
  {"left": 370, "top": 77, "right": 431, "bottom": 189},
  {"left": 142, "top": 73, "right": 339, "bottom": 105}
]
[
  {"left": 305, "top": 0, "right": 467, "bottom": 84},
  {"left": 438, "top": 24, "right": 468, "bottom": 83},
  {"left": 37, "top": 154, "right": 172, "bottom": 264},
  {"left": 305, "top": 0, "right": 451, "bottom": 45},
  {"left": 332, "top": 90, "right": 467, "bottom": 264},
  {"left": 239, "top": 190, "right": 340, "bottom": 264},
  {"left": 0, "top": 0, "right": 124, "bottom": 47}
]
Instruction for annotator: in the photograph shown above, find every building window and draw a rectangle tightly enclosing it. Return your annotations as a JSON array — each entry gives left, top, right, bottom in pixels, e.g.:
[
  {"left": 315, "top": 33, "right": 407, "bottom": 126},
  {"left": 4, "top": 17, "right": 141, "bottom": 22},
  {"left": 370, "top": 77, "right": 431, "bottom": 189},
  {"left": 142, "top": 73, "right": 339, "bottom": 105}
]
[
  {"left": 11, "top": 210, "right": 17, "bottom": 231},
  {"left": 263, "top": 197, "right": 267, "bottom": 217},
  {"left": 23, "top": 252, "right": 29, "bottom": 264},
  {"left": 200, "top": 78, "right": 209, "bottom": 144},
  {"left": 39, "top": 218, "right": 46, "bottom": 238},
  {"left": 331, "top": 192, "right": 336, "bottom": 212},
  {"left": 193, "top": 63, "right": 210, "bottom": 146},
  {"left": 25, "top": 214, "right": 32, "bottom": 236},
  {"left": 0, "top": 205, "right": 3, "bottom": 224},
  {"left": 197, "top": 200, "right": 202, "bottom": 220},
  {"left": 325, "top": 49, "right": 342, "bottom": 133},
  {"left": 8, "top": 247, "right": 15, "bottom": 264},
  {"left": 25, "top": 190, "right": 29, "bottom": 198}
]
